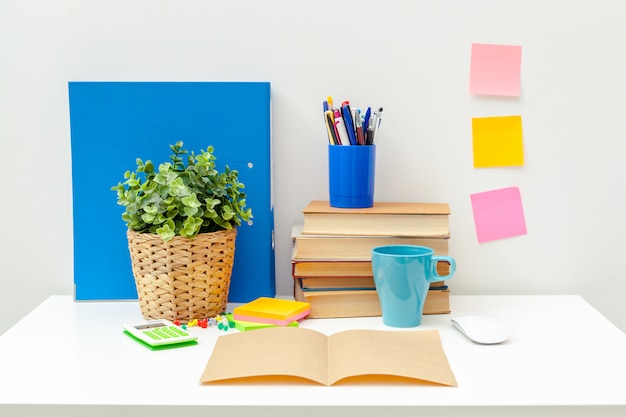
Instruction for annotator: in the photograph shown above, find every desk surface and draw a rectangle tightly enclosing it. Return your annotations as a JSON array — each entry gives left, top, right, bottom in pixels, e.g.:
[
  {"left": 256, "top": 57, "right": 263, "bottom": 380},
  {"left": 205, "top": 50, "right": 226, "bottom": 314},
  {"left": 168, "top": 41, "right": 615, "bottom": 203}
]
[{"left": 1, "top": 295, "right": 624, "bottom": 416}]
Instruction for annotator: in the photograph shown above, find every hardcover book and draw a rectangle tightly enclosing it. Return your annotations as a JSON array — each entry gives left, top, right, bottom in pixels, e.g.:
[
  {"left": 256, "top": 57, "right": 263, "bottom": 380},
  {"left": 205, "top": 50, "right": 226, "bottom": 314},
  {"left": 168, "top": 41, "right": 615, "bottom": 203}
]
[
  {"left": 296, "top": 277, "right": 448, "bottom": 292},
  {"left": 292, "top": 223, "right": 449, "bottom": 260},
  {"left": 301, "top": 201, "right": 450, "bottom": 237},
  {"left": 294, "top": 279, "right": 451, "bottom": 318},
  {"left": 292, "top": 260, "right": 374, "bottom": 277}
]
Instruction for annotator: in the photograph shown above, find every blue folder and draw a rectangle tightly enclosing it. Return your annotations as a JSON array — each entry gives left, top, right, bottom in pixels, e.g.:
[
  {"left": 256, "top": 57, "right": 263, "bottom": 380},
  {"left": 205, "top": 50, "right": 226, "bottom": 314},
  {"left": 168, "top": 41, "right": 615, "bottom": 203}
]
[{"left": 68, "top": 82, "right": 275, "bottom": 302}]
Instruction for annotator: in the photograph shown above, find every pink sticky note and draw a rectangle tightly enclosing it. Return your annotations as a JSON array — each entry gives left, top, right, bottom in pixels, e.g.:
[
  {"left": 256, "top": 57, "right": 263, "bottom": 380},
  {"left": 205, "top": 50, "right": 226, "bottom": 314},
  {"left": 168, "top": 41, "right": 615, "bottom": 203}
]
[
  {"left": 470, "top": 187, "right": 527, "bottom": 243},
  {"left": 470, "top": 43, "right": 522, "bottom": 97}
]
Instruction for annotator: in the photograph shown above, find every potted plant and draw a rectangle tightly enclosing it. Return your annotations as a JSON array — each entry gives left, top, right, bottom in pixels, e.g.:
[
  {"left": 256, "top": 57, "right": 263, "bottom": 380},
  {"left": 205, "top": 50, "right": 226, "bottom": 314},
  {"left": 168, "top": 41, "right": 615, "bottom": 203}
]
[{"left": 112, "top": 141, "right": 252, "bottom": 322}]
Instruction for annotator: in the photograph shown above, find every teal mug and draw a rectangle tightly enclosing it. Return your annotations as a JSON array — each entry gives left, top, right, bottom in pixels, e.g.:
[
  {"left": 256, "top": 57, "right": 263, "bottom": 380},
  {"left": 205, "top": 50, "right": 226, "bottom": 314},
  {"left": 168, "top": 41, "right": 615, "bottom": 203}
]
[{"left": 371, "top": 245, "right": 456, "bottom": 328}]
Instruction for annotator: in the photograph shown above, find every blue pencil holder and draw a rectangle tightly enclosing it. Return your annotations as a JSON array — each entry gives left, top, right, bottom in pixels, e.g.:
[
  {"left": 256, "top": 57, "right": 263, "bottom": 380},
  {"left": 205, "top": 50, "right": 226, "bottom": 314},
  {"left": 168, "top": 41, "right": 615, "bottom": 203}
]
[{"left": 328, "top": 144, "right": 376, "bottom": 208}]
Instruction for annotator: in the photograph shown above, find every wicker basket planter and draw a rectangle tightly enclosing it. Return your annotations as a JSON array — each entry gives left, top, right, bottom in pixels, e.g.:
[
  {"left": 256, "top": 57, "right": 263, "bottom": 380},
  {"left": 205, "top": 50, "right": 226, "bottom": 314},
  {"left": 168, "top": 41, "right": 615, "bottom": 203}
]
[{"left": 127, "top": 227, "right": 237, "bottom": 323}]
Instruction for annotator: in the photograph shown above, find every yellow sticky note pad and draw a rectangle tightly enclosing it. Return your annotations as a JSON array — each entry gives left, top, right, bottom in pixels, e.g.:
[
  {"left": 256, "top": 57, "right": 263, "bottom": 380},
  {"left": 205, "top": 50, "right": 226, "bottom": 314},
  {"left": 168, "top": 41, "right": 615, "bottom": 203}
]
[
  {"left": 472, "top": 115, "right": 524, "bottom": 168},
  {"left": 233, "top": 297, "right": 310, "bottom": 325}
]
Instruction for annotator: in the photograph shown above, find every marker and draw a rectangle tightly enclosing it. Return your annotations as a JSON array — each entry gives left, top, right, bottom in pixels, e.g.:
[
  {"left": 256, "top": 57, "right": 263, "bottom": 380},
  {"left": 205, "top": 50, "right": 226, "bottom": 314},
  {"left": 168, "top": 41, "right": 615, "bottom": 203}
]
[
  {"left": 355, "top": 109, "right": 365, "bottom": 145},
  {"left": 325, "top": 110, "right": 340, "bottom": 145},
  {"left": 363, "top": 107, "right": 371, "bottom": 144},
  {"left": 367, "top": 113, "right": 376, "bottom": 145},
  {"left": 341, "top": 101, "right": 357, "bottom": 145},
  {"left": 333, "top": 109, "right": 350, "bottom": 146},
  {"left": 324, "top": 111, "right": 337, "bottom": 144}
]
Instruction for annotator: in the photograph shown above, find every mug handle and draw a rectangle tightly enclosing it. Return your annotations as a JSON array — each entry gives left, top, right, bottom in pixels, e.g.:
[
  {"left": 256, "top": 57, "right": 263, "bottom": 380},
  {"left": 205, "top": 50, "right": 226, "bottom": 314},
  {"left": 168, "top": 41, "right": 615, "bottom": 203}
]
[{"left": 429, "top": 256, "right": 456, "bottom": 282}]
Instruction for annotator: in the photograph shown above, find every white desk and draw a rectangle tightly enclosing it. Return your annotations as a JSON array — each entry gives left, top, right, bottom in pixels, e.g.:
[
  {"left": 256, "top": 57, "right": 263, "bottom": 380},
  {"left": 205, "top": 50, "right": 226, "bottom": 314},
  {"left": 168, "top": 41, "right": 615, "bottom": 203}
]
[{"left": 0, "top": 295, "right": 624, "bottom": 417}]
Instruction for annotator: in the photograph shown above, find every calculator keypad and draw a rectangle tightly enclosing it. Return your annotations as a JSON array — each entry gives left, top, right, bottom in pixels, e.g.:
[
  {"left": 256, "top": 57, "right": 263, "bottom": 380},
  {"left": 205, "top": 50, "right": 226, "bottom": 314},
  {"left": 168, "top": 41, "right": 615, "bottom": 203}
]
[{"left": 144, "top": 326, "right": 188, "bottom": 340}]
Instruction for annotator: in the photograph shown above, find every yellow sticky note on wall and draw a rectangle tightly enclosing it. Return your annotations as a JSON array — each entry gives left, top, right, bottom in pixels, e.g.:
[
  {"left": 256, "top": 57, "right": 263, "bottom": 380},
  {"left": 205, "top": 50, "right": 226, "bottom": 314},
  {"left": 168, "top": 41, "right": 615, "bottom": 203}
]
[{"left": 472, "top": 115, "right": 524, "bottom": 168}]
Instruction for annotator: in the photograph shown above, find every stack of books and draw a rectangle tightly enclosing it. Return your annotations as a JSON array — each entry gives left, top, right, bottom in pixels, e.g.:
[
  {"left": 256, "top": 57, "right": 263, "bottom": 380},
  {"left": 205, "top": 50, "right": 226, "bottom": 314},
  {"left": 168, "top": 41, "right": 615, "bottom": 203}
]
[{"left": 292, "top": 200, "right": 452, "bottom": 318}]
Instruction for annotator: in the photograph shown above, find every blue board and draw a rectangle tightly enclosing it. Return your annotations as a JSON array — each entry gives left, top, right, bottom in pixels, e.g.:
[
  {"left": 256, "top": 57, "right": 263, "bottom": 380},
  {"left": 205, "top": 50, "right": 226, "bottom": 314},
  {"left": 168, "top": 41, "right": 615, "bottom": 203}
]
[{"left": 68, "top": 82, "right": 275, "bottom": 302}]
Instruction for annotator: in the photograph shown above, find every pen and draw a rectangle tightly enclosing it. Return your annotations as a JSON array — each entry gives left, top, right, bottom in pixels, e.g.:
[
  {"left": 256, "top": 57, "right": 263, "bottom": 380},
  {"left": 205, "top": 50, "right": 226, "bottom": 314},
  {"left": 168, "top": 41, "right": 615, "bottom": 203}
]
[{"left": 370, "top": 107, "right": 383, "bottom": 144}]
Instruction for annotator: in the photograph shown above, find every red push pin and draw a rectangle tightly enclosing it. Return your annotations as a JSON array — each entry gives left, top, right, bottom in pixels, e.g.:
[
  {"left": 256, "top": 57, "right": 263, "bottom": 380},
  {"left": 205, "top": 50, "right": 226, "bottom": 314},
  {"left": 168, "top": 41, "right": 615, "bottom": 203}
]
[{"left": 198, "top": 318, "right": 208, "bottom": 328}]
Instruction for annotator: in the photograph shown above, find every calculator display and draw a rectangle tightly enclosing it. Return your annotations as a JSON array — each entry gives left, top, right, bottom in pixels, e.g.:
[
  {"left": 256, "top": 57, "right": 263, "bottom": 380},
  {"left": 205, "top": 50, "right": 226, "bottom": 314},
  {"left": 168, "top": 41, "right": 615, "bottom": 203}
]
[{"left": 134, "top": 322, "right": 168, "bottom": 330}]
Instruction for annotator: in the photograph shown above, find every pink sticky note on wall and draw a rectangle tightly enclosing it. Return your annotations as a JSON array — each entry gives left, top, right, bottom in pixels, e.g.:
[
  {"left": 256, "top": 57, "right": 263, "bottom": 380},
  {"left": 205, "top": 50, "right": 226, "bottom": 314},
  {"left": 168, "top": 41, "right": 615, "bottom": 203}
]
[
  {"left": 470, "top": 187, "right": 527, "bottom": 243},
  {"left": 470, "top": 43, "right": 522, "bottom": 97}
]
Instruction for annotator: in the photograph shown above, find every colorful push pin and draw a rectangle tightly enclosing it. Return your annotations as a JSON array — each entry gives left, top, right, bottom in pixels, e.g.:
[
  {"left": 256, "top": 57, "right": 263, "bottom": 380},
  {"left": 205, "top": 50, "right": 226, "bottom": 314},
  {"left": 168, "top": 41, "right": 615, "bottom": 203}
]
[
  {"left": 181, "top": 324, "right": 187, "bottom": 330},
  {"left": 198, "top": 318, "right": 208, "bottom": 328},
  {"left": 188, "top": 319, "right": 198, "bottom": 327},
  {"left": 228, "top": 320, "right": 235, "bottom": 329},
  {"left": 173, "top": 320, "right": 181, "bottom": 326}
]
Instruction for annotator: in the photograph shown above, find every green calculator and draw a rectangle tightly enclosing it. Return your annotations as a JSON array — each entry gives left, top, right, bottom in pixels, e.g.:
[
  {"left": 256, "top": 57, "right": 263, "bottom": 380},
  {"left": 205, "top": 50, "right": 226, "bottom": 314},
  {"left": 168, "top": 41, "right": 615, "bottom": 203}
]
[{"left": 123, "top": 319, "right": 198, "bottom": 350}]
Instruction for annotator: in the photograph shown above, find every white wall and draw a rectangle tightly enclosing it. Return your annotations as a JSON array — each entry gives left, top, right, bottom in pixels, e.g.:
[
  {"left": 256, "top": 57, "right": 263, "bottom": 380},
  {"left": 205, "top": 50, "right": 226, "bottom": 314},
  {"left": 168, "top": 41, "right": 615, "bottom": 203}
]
[{"left": 1, "top": 0, "right": 625, "bottom": 334}]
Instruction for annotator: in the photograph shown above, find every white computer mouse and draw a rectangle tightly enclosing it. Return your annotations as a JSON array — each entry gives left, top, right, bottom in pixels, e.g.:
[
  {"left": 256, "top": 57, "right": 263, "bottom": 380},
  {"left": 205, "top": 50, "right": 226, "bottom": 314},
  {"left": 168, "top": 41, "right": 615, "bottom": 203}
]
[{"left": 450, "top": 315, "right": 509, "bottom": 344}]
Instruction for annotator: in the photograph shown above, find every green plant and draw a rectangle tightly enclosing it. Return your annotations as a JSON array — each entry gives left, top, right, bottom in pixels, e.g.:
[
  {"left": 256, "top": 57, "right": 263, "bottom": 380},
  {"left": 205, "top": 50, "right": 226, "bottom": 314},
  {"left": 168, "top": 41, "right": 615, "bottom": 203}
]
[{"left": 112, "top": 141, "right": 252, "bottom": 242}]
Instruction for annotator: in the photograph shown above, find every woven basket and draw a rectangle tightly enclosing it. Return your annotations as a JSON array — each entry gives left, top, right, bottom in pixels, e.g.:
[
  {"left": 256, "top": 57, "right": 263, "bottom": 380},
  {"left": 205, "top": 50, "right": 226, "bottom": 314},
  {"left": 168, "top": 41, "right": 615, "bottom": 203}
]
[{"left": 127, "top": 228, "right": 237, "bottom": 323}]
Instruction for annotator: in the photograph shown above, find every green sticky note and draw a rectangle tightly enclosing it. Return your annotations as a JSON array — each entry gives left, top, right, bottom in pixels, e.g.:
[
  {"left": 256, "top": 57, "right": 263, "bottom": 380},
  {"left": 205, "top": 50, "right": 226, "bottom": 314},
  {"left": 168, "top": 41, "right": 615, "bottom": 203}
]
[
  {"left": 472, "top": 115, "right": 524, "bottom": 168},
  {"left": 225, "top": 314, "right": 299, "bottom": 332}
]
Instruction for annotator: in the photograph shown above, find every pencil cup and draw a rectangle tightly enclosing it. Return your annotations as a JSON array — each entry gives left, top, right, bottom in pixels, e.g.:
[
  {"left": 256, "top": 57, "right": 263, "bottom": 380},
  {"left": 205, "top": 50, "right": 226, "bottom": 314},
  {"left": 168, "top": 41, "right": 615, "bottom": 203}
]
[
  {"left": 328, "top": 144, "right": 376, "bottom": 208},
  {"left": 371, "top": 245, "right": 456, "bottom": 328}
]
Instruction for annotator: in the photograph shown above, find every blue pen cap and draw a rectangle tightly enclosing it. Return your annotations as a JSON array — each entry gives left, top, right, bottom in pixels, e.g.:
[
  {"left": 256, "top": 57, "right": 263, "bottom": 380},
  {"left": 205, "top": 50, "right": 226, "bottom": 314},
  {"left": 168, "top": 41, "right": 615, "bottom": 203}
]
[{"left": 328, "top": 144, "right": 376, "bottom": 208}]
